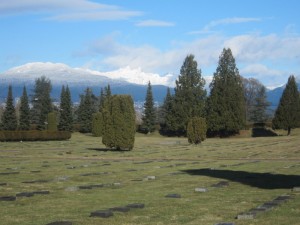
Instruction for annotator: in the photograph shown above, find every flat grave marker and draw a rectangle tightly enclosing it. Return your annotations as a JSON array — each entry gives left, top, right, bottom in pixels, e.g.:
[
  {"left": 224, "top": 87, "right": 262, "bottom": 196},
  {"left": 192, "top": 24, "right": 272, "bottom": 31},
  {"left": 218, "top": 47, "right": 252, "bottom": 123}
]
[
  {"left": 46, "top": 221, "right": 73, "bottom": 225},
  {"left": 165, "top": 193, "right": 181, "bottom": 198},
  {"left": 90, "top": 210, "right": 113, "bottom": 218}
]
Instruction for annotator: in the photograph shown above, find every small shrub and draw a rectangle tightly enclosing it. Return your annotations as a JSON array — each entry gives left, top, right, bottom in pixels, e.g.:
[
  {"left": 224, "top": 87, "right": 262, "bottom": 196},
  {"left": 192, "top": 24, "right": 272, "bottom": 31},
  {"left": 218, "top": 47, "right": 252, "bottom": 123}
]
[{"left": 187, "top": 117, "right": 207, "bottom": 144}]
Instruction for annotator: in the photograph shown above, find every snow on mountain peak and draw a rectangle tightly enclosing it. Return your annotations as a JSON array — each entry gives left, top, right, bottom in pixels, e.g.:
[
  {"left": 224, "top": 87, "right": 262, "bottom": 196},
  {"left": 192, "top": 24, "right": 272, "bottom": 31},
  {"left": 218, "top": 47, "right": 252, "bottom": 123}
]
[{"left": 3, "top": 62, "right": 176, "bottom": 87}]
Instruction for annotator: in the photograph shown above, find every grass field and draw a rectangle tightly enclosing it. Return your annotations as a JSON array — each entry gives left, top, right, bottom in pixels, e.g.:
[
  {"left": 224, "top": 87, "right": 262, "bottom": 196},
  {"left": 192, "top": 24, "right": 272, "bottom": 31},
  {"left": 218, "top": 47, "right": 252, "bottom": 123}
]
[{"left": 0, "top": 130, "right": 300, "bottom": 225}]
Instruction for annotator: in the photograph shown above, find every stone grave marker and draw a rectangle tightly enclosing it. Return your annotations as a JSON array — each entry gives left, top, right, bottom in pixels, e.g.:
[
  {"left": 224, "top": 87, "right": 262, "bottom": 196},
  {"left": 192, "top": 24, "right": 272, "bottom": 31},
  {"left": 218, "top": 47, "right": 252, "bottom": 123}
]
[
  {"left": 46, "top": 221, "right": 73, "bottom": 225},
  {"left": 90, "top": 210, "right": 113, "bottom": 218},
  {"left": 214, "top": 223, "right": 235, "bottom": 225},
  {"left": 126, "top": 203, "right": 145, "bottom": 208},
  {"left": 16, "top": 192, "right": 35, "bottom": 197},
  {"left": 0, "top": 196, "right": 16, "bottom": 201},
  {"left": 165, "top": 193, "right": 181, "bottom": 198},
  {"left": 237, "top": 212, "right": 256, "bottom": 220},
  {"left": 195, "top": 187, "right": 208, "bottom": 193},
  {"left": 0, "top": 183, "right": 7, "bottom": 186},
  {"left": 211, "top": 181, "right": 229, "bottom": 188}
]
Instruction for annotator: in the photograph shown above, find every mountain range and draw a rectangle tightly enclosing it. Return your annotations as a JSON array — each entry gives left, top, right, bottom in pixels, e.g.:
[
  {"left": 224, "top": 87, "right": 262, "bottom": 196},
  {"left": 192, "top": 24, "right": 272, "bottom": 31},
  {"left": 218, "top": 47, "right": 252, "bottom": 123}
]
[
  {"left": 0, "top": 62, "right": 299, "bottom": 111},
  {"left": 0, "top": 62, "right": 174, "bottom": 103}
]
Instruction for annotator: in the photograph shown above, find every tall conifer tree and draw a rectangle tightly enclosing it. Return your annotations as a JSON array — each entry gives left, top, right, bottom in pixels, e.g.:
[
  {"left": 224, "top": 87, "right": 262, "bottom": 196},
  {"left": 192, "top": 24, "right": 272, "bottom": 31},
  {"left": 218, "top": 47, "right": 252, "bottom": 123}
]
[
  {"left": 31, "top": 76, "right": 53, "bottom": 130},
  {"left": 1, "top": 85, "right": 18, "bottom": 130},
  {"left": 77, "top": 88, "right": 96, "bottom": 133},
  {"left": 19, "top": 86, "right": 30, "bottom": 130},
  {"left": 58, "top": 85, "right": 73, "bottom": 131},
  {"left": 171, "top": 54, "right": 206, "bottom": 135},
  {"left": 141, "top": 81, "right": 156, "bottom": 133},
  {"left": 206, "top": 48, "right": 245, "bottom": 136},
  {"left": 272, "top": 75, "right": 300, "bottom": 135}
]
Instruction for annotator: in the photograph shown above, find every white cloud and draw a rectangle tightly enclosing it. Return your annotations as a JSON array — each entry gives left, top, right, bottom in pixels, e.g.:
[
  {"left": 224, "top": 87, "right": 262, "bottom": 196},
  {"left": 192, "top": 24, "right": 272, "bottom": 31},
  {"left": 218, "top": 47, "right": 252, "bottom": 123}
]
[
  {"left": 135, "top": 20, "right": 175, "bottom": 27},
  {"left": 189, "top": 17, "right": 261, "bottom": 34},
  {"left": 0, "top": 0, "right": 142, "bottom": 21},
  {"left": 79, "top": 32, "right": 300, "bottom": 88}
]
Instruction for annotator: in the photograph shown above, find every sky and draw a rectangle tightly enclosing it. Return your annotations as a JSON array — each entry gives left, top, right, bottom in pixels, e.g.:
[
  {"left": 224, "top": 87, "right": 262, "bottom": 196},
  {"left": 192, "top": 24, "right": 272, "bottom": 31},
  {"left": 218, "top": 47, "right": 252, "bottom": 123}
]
[{"left": 1, "top": 0, "right": 300, "bottom": 88}]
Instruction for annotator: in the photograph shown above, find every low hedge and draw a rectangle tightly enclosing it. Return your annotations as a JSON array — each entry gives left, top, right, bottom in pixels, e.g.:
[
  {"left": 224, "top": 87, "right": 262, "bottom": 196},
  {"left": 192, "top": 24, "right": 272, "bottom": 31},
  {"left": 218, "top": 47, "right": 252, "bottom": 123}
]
[{"left": 0, "top": 130, "right": 71, "bottom": 142}]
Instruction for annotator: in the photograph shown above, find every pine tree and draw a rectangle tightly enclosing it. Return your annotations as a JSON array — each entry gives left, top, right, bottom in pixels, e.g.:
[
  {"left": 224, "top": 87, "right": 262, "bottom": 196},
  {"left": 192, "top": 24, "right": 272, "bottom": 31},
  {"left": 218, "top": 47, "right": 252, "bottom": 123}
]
[
  {"left": 76, "top": 88, "right": 96, "bottom": 133},
  {"left": 171, "top": 55, "right": 206, "bottom": 135},
  {"left": 102, "top": 95, "right": 136, "bottom": 150},
  {"left": 141, "top": 81, "right": 156, "bottom": 133},
  {"left": 206, "top": 48, "right": 245, "bottom": 137},
  {"left": 19, "top": 86, "right": 30, "bottom": 130},
  {"left": 92, "top": 112, "right": 103, "bottom": 137},
  {"left": 31, "top": 76, "right": 53, "bottom": 130},
  {"left": 1, "top": 85, "right": 18, "bottom": 130},
  {"left": 160, "top": 87, "right": 176, "bottom": 135},
  {"left": 58, "top": 85, "right": 73, "bottom": 131},
  {"left": 272, "top": 75, "right": 300, "bottom": 135}
]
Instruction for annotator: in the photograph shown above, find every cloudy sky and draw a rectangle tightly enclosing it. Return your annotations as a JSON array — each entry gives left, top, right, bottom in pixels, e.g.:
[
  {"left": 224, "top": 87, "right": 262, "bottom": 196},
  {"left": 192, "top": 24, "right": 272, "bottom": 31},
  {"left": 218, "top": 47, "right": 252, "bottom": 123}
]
[{"left": 1, "top": 0, "right": 300, "bottom": 88}]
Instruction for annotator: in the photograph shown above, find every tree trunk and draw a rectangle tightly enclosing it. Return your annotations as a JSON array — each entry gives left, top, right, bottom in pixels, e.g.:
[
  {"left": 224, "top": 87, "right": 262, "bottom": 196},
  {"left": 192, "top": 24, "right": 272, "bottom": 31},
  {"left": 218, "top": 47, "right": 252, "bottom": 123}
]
[{"left": 287, "top": 127, "right": 291, "bottom": 136}]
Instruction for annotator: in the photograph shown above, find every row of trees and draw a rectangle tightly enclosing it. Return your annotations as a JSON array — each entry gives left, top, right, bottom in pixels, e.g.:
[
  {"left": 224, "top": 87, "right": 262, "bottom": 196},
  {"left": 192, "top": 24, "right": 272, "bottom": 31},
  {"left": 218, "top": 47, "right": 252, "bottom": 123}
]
[
  {"left": 141, "top": 48, "right": 300, "bottom": 140},
  {"left": 1, "top": 47, "right": 299, "bottom": 146},
  {"left": 0, "top": 76, "right": 73, "bottom": 132}
]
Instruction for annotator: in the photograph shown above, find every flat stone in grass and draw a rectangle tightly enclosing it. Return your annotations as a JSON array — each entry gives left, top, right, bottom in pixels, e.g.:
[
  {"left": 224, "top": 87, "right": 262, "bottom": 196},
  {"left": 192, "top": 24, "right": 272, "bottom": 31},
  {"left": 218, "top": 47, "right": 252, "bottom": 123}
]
[
  {"left": 109, "top": 206, "right": 130, "bottom": 212},
  {"left": 46, "top": 221, "right": 73, "bottom": 225},
  {"left": 133, "top": 161, "right": 153, "bottom": 164},
  {"left": 237, "top": 212, "right": 256, "bottom": 220},
  {"left": 145, "top": 176, "right": 156, "bottom": 180},
  {"left": 195, "top": 187, "right": 208, "bottom": 193},
  {"left": 215, "top": 223, "right": 235, "bottom": 225},
  {"left": 165, "top": 193, "right": 181, "bottom": 198},
  {"left": 211, "top": 181, "right": 229, "bottom": 188},
  {"left": 16, "top": 192, "right": 35, "bottom": 197},
  {"left": 293, "top": 187, "right": 300, "bottom": 192},
  {"left": 0, "top": 183, "right": 7, "bottom": 186},
  {"left": 90, "top": 210, "right": 113, "bottom": 218},
  {"left": 22, "top": 179, "right": 49, "bottom": 184},
  {"left": 0, "top": 172, "right": 19, "bottom": 175},
  {"left": 126, "top": 169, "right": 137, "bottom": 172},
  {"left": 30, "top": 170, "right": 41, "bottom": 173},
  {"left": 33, "top": 190, "right": 50, "bottom": 195},
  {"left": 131, "top": 179, "right": 143, "bottom": 182},
  {"left": 126, "top": 203, "right": 145, "bottom": 209},
  {"left": 0, "top": 196, "right": 16, "bottom": 201},
  {"left": 78, "top": 185, "right": 93, "bottom": 190}
]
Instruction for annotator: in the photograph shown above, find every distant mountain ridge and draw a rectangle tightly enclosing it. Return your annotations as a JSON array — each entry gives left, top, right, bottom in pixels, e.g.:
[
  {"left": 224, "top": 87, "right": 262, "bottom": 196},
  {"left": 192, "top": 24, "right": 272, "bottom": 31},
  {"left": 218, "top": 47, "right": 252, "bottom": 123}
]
[{"left": 0, "top": 62, "right": 172, "bottom": 103}]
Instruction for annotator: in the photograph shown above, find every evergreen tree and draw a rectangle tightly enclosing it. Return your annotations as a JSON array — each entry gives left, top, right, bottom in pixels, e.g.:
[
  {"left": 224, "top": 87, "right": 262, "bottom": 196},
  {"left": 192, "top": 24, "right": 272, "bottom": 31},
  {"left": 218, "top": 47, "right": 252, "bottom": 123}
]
[
  {"left": 272, "top": 75, "right": 300, "bottom": 135},
  {"left": 141, "top": 81, "right": 156, "bottom": 133},
  {"left": 99, "top": 88, "right": 105, "bottom": 112},
  {"left": 187, "top": 117, "right": 207, "bottom": 144},
  {"left": 1, "top": 85, "right": 17, "bottom": 130},
  {"left": 19, "top": 86, "right": 30, "bottom": 130},
  {"left": 171, "top": 55, "right": 206, "bottom": 135},
  {"left": 58, "top": 85, "right": 73, "bottom": 131},
  {"left": 76, "top": 88, "right": 96, "bottom": 133},
  {"left": 160, "top": 87, "right": 176, "bottom": 135},
  {"left": 206, "top": 48, "right": 245, "bottom": 137},
  {"left": 92, "top": 112, "right": 103, "bottom": 137},
  {"left": 102, "top": 95, "right": 136, "bottom": 150},
  {"left": 31, "top": 76, "right": 53, "bottom": 130},
  {"left": 243, "top": 78, "right": 270, "bottom": 123}
]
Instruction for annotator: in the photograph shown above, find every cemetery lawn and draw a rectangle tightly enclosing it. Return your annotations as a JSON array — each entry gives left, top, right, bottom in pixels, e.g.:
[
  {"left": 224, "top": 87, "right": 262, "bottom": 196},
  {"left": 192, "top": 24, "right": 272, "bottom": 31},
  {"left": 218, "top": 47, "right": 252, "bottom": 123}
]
[{"left": 0, "top": 130, "right": 300, "bottom": 225}]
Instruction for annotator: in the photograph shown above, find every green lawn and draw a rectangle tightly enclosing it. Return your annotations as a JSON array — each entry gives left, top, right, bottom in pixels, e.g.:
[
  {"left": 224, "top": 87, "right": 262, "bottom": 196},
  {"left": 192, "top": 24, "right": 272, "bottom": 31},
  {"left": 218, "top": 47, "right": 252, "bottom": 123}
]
[{"left": 0, "top": 130, "right": 300, "bottom": 225}]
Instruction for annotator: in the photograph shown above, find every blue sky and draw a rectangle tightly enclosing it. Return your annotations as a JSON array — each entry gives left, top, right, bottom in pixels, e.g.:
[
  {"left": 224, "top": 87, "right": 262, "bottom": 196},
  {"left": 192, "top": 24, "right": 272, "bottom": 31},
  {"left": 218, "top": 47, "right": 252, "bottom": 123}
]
[{"left": 1, "top": 0, "right": 300, "bottom": 88}]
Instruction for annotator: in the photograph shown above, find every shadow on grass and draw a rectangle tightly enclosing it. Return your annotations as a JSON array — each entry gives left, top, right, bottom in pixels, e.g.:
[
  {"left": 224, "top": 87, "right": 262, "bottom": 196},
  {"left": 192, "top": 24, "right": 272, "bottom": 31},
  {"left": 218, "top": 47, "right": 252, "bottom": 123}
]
[
  {"left": 252, "top": 127, "right": 278, "bottom": 137},
  {"left": 87, "top": 148, "right": 128, "bottom": 152},
  {"left": 182, "top": 168, "right": 300, "bottom": 189}
]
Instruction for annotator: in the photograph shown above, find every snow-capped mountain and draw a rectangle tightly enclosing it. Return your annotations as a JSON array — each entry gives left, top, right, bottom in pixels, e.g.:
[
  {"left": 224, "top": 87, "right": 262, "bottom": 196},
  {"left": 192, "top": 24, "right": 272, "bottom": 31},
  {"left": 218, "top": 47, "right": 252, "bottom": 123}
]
[
  {"left": 0, "top": 62, "right": 174, "bottom": 103},
  {"left": 1, "top": 62, "right": 176, "bottom": 87}
]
